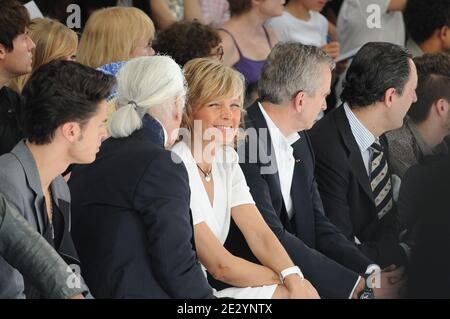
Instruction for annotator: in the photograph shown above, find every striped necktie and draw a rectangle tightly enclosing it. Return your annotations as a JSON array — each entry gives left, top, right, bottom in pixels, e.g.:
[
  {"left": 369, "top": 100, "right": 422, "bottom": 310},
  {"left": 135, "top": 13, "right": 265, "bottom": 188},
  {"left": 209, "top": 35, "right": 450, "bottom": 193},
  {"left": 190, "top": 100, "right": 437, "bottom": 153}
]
[{"left": 370, "top": 140, "right": 393, "bottom": 219}]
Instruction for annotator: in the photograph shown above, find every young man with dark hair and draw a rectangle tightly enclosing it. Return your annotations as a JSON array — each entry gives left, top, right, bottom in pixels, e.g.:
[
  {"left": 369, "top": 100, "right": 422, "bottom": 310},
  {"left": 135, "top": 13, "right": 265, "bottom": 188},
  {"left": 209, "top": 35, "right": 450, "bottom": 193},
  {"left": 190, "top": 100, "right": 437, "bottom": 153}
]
[
  {"left": 0, "top": 0, "right": 35, "bottom": 155},
  {"left": 0, "top": 60, "right": 115, "bottom": 298},
  {"left": 404, "top": 0, "right": 450, "bottom": 57},
  {"left": 309, "top": 42, "right": 418, "bottom": 268},
  {"left": 387, "top": 53, "right": 450, "bottom": 178}
]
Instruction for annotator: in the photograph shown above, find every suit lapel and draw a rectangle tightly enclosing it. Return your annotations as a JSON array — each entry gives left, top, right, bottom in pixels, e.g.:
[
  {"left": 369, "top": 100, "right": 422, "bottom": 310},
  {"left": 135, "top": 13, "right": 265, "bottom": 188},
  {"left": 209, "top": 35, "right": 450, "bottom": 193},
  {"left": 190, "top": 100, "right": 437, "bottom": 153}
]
[
  {"left": 54, "top": 196, "right": 80, "bottom": 265},
  {"left": 335, "top": 107, "right": 374, "bottom": 202},
  {"left": 11, "top": 141, "right": 46, "bottom": 233},
  {"left": 290, "top": 137, "right": 315, "bottom": 246},
  {"left": 246, "top": 103, "right": 281, "bottom": 189},
  {"left": 246, "top": 103, "right": 290, "bottom": 224}
]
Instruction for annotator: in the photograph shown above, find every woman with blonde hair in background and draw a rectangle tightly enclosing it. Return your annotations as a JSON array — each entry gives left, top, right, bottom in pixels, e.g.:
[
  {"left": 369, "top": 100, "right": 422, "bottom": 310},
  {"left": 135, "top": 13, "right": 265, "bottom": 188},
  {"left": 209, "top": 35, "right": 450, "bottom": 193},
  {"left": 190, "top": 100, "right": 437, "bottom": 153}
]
[
  {"left": 77, "top": 6, "right": 156, "bottom": 118},
  {"left": 9, "top": 18, "right": 78, "bottom": 93},
  {"left": 77, "top": 7, "right": 155, "bottom": 69},
  {"left": 171, "top": 58, "right": 320, "bottom": 299}
]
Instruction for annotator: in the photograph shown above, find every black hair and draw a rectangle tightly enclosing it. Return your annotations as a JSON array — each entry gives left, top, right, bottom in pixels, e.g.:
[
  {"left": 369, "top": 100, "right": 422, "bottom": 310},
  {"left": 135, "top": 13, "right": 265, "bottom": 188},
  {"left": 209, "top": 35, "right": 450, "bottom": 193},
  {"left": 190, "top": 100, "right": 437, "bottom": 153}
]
[
  {"left": 404, "top": 0, "right": 450, "bottom": 45},
  {"left": 341, "top": 42, "right": 411, "bottom": 108},
  {"left": 22, "top": 60, "right": 116, "bottom": 144},
  {"left": 0, "top": 0, "right": 31, "bottom": 51}
]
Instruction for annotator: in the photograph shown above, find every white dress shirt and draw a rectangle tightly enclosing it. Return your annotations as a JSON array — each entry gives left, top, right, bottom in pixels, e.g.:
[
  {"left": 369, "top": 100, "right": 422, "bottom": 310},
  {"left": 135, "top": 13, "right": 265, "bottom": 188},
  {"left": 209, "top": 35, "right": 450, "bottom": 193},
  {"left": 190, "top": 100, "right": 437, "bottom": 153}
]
[
  {"left": 259, "top": 103, "right": 300, "bottom": 220},
  {"left": 343, "top": 103, "right": 377, "bottom": 177}
]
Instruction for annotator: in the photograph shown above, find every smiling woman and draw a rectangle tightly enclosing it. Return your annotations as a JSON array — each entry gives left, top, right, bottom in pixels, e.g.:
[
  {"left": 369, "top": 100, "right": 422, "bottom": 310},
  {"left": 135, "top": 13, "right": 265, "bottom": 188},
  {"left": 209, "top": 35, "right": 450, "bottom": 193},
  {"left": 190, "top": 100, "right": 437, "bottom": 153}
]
[
  {"left": 171, "top": 58, "right": 320, "bottom": 299},
  {"left": 181, "top": 57, "right": 245, "bottom": 147}
]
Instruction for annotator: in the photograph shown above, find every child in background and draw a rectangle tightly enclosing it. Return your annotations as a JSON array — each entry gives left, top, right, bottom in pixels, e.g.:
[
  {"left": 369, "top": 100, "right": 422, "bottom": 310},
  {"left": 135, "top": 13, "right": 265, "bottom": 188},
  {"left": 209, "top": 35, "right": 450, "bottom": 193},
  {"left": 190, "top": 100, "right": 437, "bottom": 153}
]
[{"left": 267, "top": 0, "right": 340, "bottom": 59}]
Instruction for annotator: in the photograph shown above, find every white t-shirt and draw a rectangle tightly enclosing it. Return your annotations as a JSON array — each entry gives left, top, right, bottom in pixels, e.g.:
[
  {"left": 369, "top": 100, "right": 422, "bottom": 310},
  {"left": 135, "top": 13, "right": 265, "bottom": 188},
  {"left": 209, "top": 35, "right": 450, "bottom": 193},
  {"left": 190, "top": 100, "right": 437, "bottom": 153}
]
[
  {"left": 337, "top": 0, "right": 405, "bottom": 54},
  {"left": 334, "top": 0, "right": 405, "bottom": 107},
  {"left": 267, "top": 10, "right": 328, "bottom": 47}
]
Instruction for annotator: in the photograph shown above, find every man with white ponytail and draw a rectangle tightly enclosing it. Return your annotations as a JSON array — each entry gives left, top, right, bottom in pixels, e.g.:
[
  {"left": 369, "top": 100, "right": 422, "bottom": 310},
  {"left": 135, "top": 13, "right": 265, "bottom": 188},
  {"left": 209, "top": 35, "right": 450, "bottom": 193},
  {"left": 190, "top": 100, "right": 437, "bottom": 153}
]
[
  {"left": 69, "top": 56, "right": 215, "bottom": 299},
  {"left": 108, "top": 55, "right": 186, "bottom": 148}
]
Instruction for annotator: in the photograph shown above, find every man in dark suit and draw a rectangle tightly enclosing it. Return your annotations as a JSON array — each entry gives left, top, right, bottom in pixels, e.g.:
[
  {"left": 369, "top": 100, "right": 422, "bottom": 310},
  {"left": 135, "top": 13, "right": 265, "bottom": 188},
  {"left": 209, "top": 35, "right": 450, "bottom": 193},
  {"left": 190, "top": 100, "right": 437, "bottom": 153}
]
[
  {"left": 309, "top": 42, "right": 418, "bottom": 268},
  {"left": 399, "top": 153, "right": 450, "bottom": 298},
  {"left": 223, "top": 42, "right": 401, "bottom": 299},
  {"left": 69, "top": 56, "right": 214, "bottom": 299}
]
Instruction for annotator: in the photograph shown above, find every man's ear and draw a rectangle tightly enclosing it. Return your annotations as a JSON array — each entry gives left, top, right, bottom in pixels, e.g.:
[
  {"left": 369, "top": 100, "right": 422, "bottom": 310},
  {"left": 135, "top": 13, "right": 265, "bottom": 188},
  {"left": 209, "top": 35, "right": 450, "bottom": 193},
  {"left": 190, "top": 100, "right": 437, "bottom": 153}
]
[
  {"left": 251, "top": 0, "right": 262, "bottom": 7},
  {"left": 0, "top": 44, "right": 6, "bottom": 60},
  {"left": 293, "top": 91, "right": 306, "bottom": 113},
  {"left": 383, "top": 88, "right": 397, "bottom": 108},
  {"left": 60, "top": 122, "right": 82, "bottom": 142},
  {"left": 173, "top": 95, "right": 184, "bottom": 120},
  {"left": 435, "top": 98, "right": 449, "bottom": 118},
  {"left": 439, "top": 25, "right": 450, "bottom": 42}
]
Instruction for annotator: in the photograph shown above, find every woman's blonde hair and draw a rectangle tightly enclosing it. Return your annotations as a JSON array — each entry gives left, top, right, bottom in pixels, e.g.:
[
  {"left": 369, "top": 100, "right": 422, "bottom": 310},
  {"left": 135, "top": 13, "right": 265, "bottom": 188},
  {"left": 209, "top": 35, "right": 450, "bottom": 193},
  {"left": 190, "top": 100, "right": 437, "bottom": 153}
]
[
  {"left": 9, "top": 18, "right": 78, "bottom": 93},
  {"left": 182, "top": 58, "right": 245, "bottom": 131},
  {"left": 77, "top": 7, "right": 155, "bottom": 68}
]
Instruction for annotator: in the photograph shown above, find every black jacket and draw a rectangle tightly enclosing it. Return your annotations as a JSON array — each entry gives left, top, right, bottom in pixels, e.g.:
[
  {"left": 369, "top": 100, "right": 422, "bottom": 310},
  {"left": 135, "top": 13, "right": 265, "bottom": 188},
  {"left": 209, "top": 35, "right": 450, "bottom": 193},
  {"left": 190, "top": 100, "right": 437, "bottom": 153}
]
[
  {"left": 309, "top": 106, "right": 407, "bottom": 267},
  {"left": 0, "top": 87, "right": 23, "bottom": 156},
  {"left": 401, "top": 154, "right": 450, "bottom": 298},
  {"left": 69, "top": 125, "right": 213, "bottom": 299}
]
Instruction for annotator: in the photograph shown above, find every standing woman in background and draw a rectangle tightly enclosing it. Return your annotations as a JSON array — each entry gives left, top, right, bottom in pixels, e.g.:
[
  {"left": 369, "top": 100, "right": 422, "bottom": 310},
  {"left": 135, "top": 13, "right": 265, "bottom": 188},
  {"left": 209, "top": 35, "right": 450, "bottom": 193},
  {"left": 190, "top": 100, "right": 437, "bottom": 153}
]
[
  {"left": 160, "top": 0, "right": 204, "bottom": 28},
  {"left": 218, "top": 0, "right": 284, "bottom": 103}
]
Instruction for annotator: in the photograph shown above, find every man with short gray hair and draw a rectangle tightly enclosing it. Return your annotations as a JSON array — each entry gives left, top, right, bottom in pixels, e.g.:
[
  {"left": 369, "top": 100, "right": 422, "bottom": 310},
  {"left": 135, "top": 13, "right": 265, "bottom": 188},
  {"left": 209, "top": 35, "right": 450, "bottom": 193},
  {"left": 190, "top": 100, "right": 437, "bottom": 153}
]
[{"left": 225, "top": 42, "right": 401, "bottom": 299}]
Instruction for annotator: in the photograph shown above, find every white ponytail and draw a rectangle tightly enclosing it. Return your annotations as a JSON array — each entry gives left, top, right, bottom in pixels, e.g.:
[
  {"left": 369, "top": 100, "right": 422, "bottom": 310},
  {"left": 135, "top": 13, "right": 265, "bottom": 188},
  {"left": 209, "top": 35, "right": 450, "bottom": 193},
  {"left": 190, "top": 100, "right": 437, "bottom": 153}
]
[
  {"left": 108, "top": 102, "right": 142, "bottom": 138},
  {"left": 108, "top": 55, "right": 186, "bottom": 138}
]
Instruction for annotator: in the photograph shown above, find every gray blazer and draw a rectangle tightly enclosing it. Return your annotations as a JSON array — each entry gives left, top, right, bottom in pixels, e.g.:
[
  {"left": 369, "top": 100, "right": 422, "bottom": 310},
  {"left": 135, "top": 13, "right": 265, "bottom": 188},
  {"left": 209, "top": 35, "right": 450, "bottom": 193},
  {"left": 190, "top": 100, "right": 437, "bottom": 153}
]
[{"left": 0, "top": 141, "right": 80, "bottom": 298}]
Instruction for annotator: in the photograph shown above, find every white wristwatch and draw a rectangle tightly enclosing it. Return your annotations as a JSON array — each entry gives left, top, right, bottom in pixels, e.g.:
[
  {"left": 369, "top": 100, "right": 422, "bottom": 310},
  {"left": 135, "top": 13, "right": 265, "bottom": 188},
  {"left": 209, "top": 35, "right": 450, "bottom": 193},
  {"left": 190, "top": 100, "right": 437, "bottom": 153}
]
[{"left": 280, "top": 266, "right": 304, "bottom": 283}]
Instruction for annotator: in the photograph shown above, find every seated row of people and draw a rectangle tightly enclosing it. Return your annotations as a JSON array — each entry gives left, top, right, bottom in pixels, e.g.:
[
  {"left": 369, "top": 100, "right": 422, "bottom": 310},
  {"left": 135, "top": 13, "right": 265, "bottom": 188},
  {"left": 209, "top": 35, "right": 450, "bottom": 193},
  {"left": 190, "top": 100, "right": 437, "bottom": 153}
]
[
  {"left": 69, "top": 54, "right": 319, "bottom": 299},
  {"left": 1, "top": 38, "right": 407, "bottom": 298},
  {"left": 1, "top": 0, "right": 448, "bottom": 299}
]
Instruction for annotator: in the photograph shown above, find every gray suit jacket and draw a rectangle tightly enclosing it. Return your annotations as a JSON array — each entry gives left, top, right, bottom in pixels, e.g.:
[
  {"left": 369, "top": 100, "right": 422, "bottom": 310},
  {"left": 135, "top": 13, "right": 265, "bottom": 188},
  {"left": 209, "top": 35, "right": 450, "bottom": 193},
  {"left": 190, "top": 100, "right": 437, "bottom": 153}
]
[{"left": 0, "top": 140, "right": 79, "bottom": 298}]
